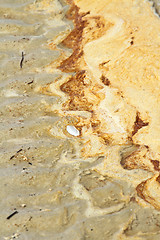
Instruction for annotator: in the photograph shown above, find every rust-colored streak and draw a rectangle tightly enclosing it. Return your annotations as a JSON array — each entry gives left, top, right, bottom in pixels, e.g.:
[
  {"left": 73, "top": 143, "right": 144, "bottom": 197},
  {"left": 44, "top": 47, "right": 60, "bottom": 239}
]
[
  {"left": 83, "top": 16, "right": 109, "bottom": 44},
  {"left": 136, "top": 177, "right": 160, "bottom": 210},
  {"left": 58, "top": 1, "right": 107, "bottom": 73},
  {"left": 120, "top": 150, "right": 147, "bottom": 171},
  {"left": 58, "top": 50, "right": 84, "bottom": 72},
  {"left": 100, "top": 75, "right": 110, "bottom": 86},
  {"left": 57, "top": 0, "right": 108, "bottom": 113},
  {"left": 151, "top": 160, "right": 160, "bottom": 171},
  {"left": 132, "top": 112, "right": 149, "bottom": 136},
  {"left": 60, "top": 70, "right": 93, "bottom": 111},
  {"left": 136, "top": 180, "right": 147, "bottom": 201},
  {"left": 62, "top": 9, "right": 86, "bottom": 49},
  {"left": 120, "top": 155, "right": 137, "bottom": 170},
  {"left": 60, "top": 70, "right": 86, "bottom": 94},
  {"left": 58, "top": 3, "right": 88, "bottom": 72},
  {"left": 156, "top": 174, "right": 160, "bottom": 183},
  {"left": 120, "top": 145, "right": 153, "bottom": 172},
  {"left": 66, "top": 97, "right": 93, "bottom": 111}
]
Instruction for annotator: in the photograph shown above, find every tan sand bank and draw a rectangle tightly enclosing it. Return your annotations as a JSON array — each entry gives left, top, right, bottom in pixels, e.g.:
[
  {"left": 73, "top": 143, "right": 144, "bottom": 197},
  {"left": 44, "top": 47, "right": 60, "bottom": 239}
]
[{"left": 50, "top": 0, "right": 160, "bottom": 211}]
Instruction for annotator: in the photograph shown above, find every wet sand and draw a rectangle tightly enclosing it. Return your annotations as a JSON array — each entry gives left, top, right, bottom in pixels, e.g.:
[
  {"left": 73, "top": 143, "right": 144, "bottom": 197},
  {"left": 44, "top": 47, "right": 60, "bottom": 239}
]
[{"left": 1, "top": 0, "right": 160, "bottom": 239}]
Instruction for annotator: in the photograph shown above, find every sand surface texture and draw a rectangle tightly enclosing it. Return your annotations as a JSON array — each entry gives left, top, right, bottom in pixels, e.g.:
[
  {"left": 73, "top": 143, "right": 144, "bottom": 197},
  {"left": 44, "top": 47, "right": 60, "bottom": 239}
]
[{"left": 1, "top": 0, "right": 160, "bottom": 239}]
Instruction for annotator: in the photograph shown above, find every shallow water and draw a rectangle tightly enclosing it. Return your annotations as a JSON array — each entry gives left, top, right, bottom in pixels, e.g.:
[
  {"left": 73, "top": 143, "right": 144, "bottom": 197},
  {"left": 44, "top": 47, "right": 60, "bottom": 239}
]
[{"left": 1, "top": 0, "right": 160, "bottom": 239}]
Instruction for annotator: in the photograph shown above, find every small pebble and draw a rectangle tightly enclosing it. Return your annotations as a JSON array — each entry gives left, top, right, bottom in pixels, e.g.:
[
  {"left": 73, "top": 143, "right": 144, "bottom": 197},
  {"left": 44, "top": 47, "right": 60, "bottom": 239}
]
[{"left": 21, "top": 204, "right": 26, "bottom": 208}]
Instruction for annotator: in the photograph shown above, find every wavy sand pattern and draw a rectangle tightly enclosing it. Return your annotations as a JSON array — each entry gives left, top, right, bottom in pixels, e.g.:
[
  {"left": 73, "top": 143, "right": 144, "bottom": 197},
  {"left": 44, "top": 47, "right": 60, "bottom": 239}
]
[{"left": 1, "top": 0, "right": 160, "bottom": 239}]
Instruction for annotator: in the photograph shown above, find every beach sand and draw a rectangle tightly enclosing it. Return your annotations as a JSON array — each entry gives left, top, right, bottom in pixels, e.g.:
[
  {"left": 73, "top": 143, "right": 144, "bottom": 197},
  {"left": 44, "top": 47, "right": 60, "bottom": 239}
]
[{"left": 1, "top": 0, "right": 160, "bottom": 239}]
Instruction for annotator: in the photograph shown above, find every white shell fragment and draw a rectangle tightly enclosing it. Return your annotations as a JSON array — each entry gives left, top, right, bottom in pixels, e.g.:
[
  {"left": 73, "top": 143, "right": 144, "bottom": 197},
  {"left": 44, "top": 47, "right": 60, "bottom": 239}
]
[{"left": 66, "top": 125, "right": 80, "bottom": 136}]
